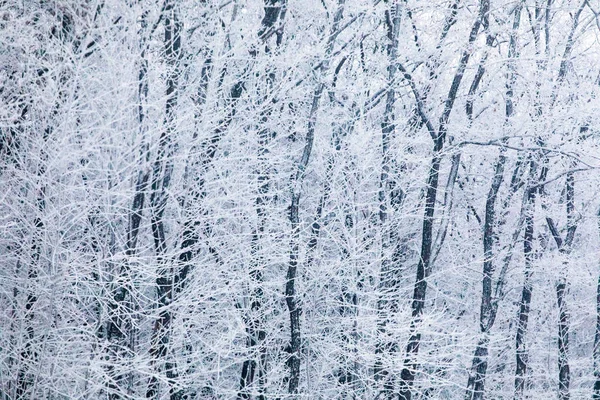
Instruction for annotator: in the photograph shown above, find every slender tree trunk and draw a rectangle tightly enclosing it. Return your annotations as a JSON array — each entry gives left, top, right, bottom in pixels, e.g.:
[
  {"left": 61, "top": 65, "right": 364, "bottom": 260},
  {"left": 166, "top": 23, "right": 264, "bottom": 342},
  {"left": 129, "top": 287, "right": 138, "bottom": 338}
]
[
  {"left": 238, "top": 3, "right": 287, "bottom": 398},
  {"left": 594, "top": 247, "right": 600, "bottom": 399},
  {"left": 513, "top": 2, "right": 583, "bottom": 397},
  {"left": 464, "top": 147, "right": 506, "bottom": 400},
  {"left": 286, "top": 2, "right": 346, "bottom": 394},
  {"left": 431, "top": 21, "right": 492, "bottom": 266},
  {"left": 105, "top": 11, "right": 150, "bottom": 398},
  {"left": 513, "top": 157, "right": 543, "bottom": 400},
  {"left": 286, "top": 84, "right": 325, "bottom": 395},
  {"left": 544, "top": 2, "right": 585, "bottom": 393},
  {"left": 555, "top": 222, "right": 573, "bottom": 400},
  {"left": 374, "top": 2, "right": 403, "bottom": 397},
  {"left": 397, "top": 150, "right": 441, "bottom": 400},
  {"left": 15, "top": 208, "right": 43, "bottom": 400},
  {"left": 398, "top": 1, "right": 489, "bottom": 397},
  {"left": 556, "top": 281, "right": 570, "bottom": 400},
  {"left": 285, "top": 87, "right": 322, "bottom": 395},
  {"left": 147, "top": 2, "right": 182, "bottom": 398},
  {"left": 338, "top": 206, "right": 360, "bottom": 400},
  {"left": 465, "top": 4, "right": 522, "bottom": 398},
  {"left": 175, "top": 15, "right": 257, "bottom": 394},
  {"left": 544, "top": 171, "right": 576, "bottom": 400}
]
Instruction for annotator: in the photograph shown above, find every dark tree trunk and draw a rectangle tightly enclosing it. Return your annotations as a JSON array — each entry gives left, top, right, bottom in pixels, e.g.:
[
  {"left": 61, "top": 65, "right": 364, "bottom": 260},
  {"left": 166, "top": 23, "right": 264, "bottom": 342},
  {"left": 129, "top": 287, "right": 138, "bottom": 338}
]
[
  {"left": 465, "top": 3, "right": 522, "bottom": 398},
  {"left": 238, "top": 2, "right": 287, "bottom": 399},
  {"left": 556, "top": 175, "right": 575, "bottom": 400},
  {"left": 398, "top": 1, "right": 489, "bottom": 398},
  {"left": 105, "top": 12, "right": 150, "bottom": 399},
  {"left": 16, "top": 213, "right": 43, "bottom": 400},
  {"left": 286, "top": 2, "right": 346, "bottom": 394},
  {"left": 513, "top": 158, "right": 543, "bottom": 400},
  {"left": 286, "top": 83, "right": 323, "bottom": 395},
  {"left": 513, "top": 210, "right": 533, "bottom": 398},
  {"left": 594, "top": 263, "right": 600, "bottom": 398},
  {"left": 398, "top": 151, "right": 441, "bottom": 400},
  {"left": 556, "top": 281, "right": 570, "bottom": 400},
  {"left": 146, "top": 2, "right": 182, "bottom": 398},
  {"left": 374, "top": 2, "right": 403, "bottom": 397},
  {"left": 545, "top": 3, "right": 585, "bottom": 383},
  {"left": 464, "top": 147, "right": 506, "bottom": 400},
  {"left": 544, "top": 171, "right": 576, "bottom": 400}
]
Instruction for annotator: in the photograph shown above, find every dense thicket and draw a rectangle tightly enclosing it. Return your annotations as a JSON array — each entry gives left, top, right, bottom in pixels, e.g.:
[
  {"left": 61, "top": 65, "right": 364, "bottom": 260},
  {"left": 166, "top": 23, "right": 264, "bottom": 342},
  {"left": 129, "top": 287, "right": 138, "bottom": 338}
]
[{"left": 1, "top": 0, "right": 600, "bottom": 399}]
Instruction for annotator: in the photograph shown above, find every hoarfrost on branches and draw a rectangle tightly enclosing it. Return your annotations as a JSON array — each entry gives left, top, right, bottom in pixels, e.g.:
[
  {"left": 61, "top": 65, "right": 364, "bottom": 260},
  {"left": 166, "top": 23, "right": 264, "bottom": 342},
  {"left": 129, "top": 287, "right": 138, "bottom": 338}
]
[{"left": 1, "top": 0, "right": 600, "bottom": 399}]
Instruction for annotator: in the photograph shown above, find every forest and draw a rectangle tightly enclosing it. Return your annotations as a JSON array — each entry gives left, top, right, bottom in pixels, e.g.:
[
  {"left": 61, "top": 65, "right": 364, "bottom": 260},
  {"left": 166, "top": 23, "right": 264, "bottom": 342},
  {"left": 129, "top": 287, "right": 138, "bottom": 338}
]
[{"left": 1, "top": 0, "right": 600, "bottom": 399}]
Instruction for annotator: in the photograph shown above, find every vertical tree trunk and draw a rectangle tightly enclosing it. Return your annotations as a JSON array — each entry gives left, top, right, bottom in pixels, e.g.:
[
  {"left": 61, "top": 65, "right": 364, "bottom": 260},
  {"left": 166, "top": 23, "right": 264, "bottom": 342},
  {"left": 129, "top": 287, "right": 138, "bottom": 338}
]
[
  {"left": 105, "top": 10, "right": 150, "bottom": 398},
  {"left": 374, "top": 2, "right": 403, "bottom": 397},
  {"left": 286, "top": 86, "right": 322, "bottom": 396},
  {"left": 146, "top": 1, "right": 182, "bottom": 398},
  {"left": 398, "top": 1, "right": 489, "bottom": 398},
  {"left": 15, "top": 208, "right": 43, "bottom": 400},
  {"left": 555, "top": 175, "right": 574, "bottom": 400},
  {"left": 594, "top": 247, "right": 600, "bottom": 399},
  {"left": 544, "top": 171, "right": 576, "bottom": 400},
  {"left": 338, "top": 187, "right": 361, "bottom": 400},
  {"left": 15, "top": 11, "right": 77, "bottom": 396},
  {"left": 464, "top": 147, "right": 506, "bottom": 400},
  {"left": 286, "top": 2, "right": 345, "bottom": 394},
  {"left": 513, "top": 157, "right": 543, "bottom": 400},
  {"left": 397, "top": 149, "right": 441, "bottom": 400},
  {"left": 465, "top": 3, "right": 522, "bottom": 398},
  {"left": 238, "top": 2, "right": 287, "bottom": 398},
  {"left": 542, "top": 4, "right": 586, "bottom": 392},
  {"left": 512, "top": 2, "right": 583, "bottom": 397},
  {"left": 556, "top": 281, "right": 570, "bottom": 400}
]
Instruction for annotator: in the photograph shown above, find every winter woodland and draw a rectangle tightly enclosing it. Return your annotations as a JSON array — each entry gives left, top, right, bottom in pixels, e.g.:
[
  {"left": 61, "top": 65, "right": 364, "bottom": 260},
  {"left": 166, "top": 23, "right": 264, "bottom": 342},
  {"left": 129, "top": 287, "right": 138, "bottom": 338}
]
[{"left": 2, "top": 0, "right": 600, "bottom": 399}]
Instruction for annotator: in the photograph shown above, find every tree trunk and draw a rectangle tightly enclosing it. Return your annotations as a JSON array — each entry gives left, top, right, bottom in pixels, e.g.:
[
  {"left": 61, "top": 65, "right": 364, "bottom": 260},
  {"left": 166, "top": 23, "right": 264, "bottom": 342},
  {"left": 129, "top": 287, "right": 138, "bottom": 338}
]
[
  {"left": 544, "top": 171, "right": 576, "bottom": 400},
  {"left": 286, "top": 2, "right": 346, "bottom": 394},
  {"left": 464, "top": 148, "right": 506, "bottom": 400},
  {"left": 398, "top": 1, "right": 489, "bottom": 397},
  {"left": 105, "top": 11, "right": 150, "bottom": 398},
  {"left": 147, "top": 1, "right": 182, "bottom": 398},
  {"left": 513, "top": 157, "right": 542, "bottom": 400},
  {"left": 374, "top": 2, "right": 403, "bottom": 397},
  {"left": 286, "top": 83, "right": 323, "bottom": 395},
  {"left": 556, "top": 281, "right": 570, "bottom": 400},
  {"left": 594, "top": 258, "right": 600, "bottom": 398},
  {"left": 15, "top": 212, "right": 43, "bottom": 400},
  {"left": 238, "top": 2, "right": 287, "bottom": 399},
  {"left": 465, "top": 3, "right": 522, "bottom": 398}
]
